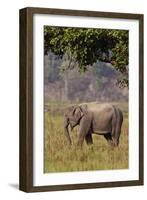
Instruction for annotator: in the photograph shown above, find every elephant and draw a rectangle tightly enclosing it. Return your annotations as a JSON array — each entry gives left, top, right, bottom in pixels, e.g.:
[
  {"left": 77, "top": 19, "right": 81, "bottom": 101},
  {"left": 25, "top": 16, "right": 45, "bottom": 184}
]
[{"left": 64, "top": 102, "right": 123, "bottom": 147}]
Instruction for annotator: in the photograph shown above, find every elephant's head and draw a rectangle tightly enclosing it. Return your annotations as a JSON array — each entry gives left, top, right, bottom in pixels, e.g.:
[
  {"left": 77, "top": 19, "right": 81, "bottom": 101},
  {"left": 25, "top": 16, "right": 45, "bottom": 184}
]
[{"left": 64, "top": 104, "right": 87, "bottom": 144}]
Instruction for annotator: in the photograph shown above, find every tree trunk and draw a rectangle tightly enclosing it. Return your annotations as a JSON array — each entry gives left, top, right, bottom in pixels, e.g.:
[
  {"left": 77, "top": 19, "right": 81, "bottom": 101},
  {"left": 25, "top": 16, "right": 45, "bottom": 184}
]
[{"left": 64, "top": 72, "right": 69, "bottom": 101}]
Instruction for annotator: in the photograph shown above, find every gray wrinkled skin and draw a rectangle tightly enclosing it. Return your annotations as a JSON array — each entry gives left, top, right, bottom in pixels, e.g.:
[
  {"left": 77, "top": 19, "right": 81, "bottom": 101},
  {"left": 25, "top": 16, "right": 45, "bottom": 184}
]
[{"left": 64, "top": 102, "right": 123, "bottom": 147}]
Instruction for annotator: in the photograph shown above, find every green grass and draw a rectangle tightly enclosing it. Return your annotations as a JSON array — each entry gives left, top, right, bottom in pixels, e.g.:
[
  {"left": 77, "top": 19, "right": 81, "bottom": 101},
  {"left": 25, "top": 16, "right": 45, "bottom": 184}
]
[{"left": 44, "top": 102, "right": 128, "bottom": 173}]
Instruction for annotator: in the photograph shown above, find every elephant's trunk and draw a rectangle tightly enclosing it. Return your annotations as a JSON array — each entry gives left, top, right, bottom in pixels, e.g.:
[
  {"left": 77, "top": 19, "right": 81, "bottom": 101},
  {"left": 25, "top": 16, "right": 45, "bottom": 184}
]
[{"left": 64, "top": 118, "right": 72, "bottom": 145}]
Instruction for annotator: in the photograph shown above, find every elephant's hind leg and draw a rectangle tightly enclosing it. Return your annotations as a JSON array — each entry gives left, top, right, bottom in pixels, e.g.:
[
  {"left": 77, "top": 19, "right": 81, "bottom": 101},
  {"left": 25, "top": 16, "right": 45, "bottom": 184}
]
[
  {"left": 85, "top": 133, "right": 93, "bottom": 145},
  {"left": 104, "top": 133, "right": 114, "bottom": 146}
]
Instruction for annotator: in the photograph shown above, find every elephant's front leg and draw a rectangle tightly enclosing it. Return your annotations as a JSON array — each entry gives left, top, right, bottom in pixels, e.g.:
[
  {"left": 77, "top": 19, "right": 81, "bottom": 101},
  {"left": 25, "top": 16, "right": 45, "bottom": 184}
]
[
  {"left": 77, "top": 114, "right": 92, "bottom": 147},
  {"left": 77, "top": 125, "right": 87, "bottom": 147},
  {"left": 77, "top": 134, "right": 85, "bottom": 147}
]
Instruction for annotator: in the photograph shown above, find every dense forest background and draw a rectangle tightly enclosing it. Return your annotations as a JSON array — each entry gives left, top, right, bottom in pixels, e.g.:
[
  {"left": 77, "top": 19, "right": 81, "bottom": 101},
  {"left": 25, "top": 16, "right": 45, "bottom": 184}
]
[
  {"left": 44, "top": 27, "right": 128, "bottom": 104},
  {"left": 44, "top": 51, "right": 128, "bottom": 103}
]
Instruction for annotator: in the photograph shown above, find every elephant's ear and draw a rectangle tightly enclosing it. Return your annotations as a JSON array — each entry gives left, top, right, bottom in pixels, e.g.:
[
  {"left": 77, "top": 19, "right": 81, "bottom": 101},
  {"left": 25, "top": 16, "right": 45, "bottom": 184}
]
[
  {"left": 72, "top": 106, "right": 84, "bottom": 119},
  {"left": 79, "top": 104, "right": 88, "bottom": 116},
  {"left": 70, "top": 105, "right": 88, "bottom": 119}
]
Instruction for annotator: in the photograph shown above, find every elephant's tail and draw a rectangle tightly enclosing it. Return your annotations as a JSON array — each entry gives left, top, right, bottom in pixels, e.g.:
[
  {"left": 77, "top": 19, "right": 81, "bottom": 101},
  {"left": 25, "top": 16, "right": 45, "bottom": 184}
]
[
  {"left": 115, "top": 107, "right": 123, "bottom": 140},
  {"left": 111, "top": 106, "right": 117, "bottom": 139},
  {"left": 112, "top": 106, "right": 123, "bottom": 146}
]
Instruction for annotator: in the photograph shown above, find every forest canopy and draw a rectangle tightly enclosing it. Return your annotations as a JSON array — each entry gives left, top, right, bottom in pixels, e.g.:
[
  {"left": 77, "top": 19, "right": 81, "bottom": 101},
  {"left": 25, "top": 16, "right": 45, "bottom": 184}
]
[{"left": 44, "top": 27, "right": 129, "bottom": 87}]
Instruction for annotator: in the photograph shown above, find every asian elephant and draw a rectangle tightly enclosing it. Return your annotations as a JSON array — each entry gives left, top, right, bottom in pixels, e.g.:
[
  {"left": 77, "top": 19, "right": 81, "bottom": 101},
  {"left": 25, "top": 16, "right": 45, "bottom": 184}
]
[{"left": 64, "top": 102, "right": 123, "bottom": 147}]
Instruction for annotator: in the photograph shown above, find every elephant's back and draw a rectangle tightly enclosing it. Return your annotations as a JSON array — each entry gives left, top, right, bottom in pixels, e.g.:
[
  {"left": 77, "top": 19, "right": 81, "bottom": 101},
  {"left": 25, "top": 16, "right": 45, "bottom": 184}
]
[
  {"left": 85, "top": 103, "right": 114, "bottom": 133},
  {"left": 85, "top": 102, "right": 114, "bottom": 113}
]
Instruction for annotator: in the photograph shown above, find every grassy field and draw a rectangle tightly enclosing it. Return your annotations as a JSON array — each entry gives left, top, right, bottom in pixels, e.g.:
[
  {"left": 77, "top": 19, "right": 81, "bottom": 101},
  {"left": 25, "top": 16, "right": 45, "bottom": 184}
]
[{"left": 44, "top": 102, "right": 128, "bottom": 173}]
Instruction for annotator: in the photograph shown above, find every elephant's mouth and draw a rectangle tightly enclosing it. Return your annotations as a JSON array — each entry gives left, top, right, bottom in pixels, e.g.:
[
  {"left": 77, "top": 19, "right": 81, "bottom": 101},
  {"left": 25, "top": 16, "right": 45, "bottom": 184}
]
[
  {"left": 69, "top": 122, "right": 77, "bottom": 131},
  {"left": 70, "top": 123, "right": 74, "bottom": 131},
  {"left": 69, "top": 117, "right": 81, "bottom": 131}
]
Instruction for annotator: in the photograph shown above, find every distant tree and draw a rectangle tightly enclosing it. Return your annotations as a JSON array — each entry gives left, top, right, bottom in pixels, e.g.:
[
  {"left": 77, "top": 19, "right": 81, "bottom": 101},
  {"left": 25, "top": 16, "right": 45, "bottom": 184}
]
[{"left": 44, "top": 27, "right": 128, "bottom": 87}]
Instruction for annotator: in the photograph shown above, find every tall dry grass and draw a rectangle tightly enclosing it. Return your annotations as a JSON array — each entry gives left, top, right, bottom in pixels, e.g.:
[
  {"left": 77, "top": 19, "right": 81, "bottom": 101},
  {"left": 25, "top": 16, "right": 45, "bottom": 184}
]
[{"left": 44, "top": 102, "right": 128, "bottom": 173}]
